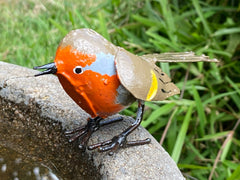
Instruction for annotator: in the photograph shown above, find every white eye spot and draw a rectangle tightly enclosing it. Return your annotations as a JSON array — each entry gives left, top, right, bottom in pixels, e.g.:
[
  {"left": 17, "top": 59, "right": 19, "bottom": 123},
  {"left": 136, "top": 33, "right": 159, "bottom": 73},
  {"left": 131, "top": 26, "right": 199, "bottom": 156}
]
[{"left": 73, "top": 66, "right": 83, "bottom": 74}]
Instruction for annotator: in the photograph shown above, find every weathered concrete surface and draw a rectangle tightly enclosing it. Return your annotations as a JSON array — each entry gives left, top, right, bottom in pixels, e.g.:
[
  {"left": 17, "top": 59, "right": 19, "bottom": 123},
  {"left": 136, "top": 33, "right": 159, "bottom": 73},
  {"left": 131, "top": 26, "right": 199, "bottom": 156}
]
[{"left": 0, "top": 61, "right": 185, "bottom": 180}]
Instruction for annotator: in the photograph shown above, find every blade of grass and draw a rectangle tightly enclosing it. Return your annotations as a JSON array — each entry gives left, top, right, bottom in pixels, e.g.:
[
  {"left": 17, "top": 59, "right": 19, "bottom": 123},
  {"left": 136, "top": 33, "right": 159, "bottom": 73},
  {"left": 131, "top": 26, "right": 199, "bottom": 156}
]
[
  {"left": 160, "top": 62, "right": 170, "bottom": 77},
  {"left": 68, "top": 11, "right": 75, "bottom": 28},
  {"left": 160, "top": 107, "right": 179, "bottom": 145},
  {"left": 220, "top": 138, "right": 232, "bottom": 161},
  {"left": 132, "top": 14, "right": 161, "bottom": 27},
  {"left": 229, "top": 92, "right": 240, "bottom": 110},
  {"left": 186, "top": 141, "right": 205, "bottom": 160},
  {"left": 157, "top": 0, "right": 177, "bottom": 43},
  {"left": 209, "top": 131, "right": 234, "bottom": 180},
  {"left": 202, "top": 48, "right": 232, "bottom": 58},
  {"left": 209, "top": 119, "right": 240, "bottom": 180},
  {"left": 74, "top": 10, "right": 91, "bottom": 28},
  {"left": 97, "top": 11, "right": 110, "bottom": 41},
  {"left": 192, "top": 85, "right": 206, "bottom": 137},
  {"left": 203, "top": 91, "right": 237, "bottom": 106},
  {"left": 145, "top": 101, "right": 163, "bottom": 110},
  {"left": 148, "top": 117, "right": 168, "bottom": 134},
  {"left": 226, "top": 164, "right": 240, "bottom": 180},
  {"left": 141, "top": 102, "right": 176, "bottom": 128},
  {"left": 146, "top": 30, "right": 182, "bottom": 51},
  {"left": 192, "top": 0, "right": 212, "bottom": 36},
  {"left": 225, "top": 76, "right": 240, "bottom": 95},
  {"left": 210, "top": 62, "right": 221, "bottom": 82},
  {"left": 213, "top": 27, "right": 240, "bottom": 36},
  {"left": 178, "top": 164, "right": 210, "bottom": 170},
  {"left": 171, "top": 105, "right": 193, "bottom": 163},
  {"left": 196, "top": 131, "right": 230, "bottom": 141},
  {"left": 223, "top": 160, "right": 240, "bottom": 170},
  {"left": 48, "top": 18, "right": 68, "bottom": 35}
]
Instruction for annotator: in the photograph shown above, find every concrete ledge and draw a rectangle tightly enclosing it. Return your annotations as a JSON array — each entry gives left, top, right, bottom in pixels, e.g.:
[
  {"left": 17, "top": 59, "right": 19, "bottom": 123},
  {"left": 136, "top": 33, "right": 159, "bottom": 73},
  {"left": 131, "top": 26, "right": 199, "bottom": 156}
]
[{"left": 0, "top": 61, "right": 185, "bottom": 179}]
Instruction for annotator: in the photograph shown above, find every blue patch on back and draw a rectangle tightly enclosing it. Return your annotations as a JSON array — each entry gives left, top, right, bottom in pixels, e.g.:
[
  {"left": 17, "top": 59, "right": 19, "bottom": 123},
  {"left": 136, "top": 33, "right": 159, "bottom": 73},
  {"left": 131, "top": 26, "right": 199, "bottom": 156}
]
[{"left": 82, "top": 52, "right": 116, "bottom": 76}]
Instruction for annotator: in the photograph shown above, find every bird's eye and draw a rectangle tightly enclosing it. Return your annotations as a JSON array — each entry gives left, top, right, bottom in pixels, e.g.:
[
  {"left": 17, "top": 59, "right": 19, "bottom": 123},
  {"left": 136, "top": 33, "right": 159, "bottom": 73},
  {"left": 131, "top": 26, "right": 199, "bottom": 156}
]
[{"left": 73, "top": 66, "right": 83, "bottom": 74}]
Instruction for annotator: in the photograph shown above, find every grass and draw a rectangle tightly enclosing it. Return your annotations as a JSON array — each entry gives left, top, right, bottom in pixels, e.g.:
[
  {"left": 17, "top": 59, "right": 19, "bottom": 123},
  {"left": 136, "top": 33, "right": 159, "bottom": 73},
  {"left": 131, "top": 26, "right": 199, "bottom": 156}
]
[{"left": 1, "top": 0, "right": 240, "bottom": 179}]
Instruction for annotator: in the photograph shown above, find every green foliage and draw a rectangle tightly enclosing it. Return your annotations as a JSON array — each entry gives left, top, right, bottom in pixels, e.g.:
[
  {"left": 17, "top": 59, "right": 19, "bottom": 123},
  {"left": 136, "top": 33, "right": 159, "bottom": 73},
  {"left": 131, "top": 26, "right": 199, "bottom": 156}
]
[{"left": 1, "top": 0, "right": 240, "bottom": 179}]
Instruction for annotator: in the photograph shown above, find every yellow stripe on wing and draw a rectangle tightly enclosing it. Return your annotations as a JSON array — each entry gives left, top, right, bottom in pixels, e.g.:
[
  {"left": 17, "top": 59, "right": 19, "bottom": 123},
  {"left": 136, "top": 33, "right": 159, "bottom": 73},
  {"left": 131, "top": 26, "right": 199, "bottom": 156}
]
[{"left": 146, "top": 70, "right": 158, "bottom": 101}]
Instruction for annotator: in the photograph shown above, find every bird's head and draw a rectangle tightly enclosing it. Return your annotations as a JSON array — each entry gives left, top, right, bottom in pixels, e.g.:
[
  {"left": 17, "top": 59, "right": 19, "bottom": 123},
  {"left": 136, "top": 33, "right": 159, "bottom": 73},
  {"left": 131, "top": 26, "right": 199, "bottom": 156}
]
[{"left": 33, "top": 29, "right": 115, "bottom": 84}]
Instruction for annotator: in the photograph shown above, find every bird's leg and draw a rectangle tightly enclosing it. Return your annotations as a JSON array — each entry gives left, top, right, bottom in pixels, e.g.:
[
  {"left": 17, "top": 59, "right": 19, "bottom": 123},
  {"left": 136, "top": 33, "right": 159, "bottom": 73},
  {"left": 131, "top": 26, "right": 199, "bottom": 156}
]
[
  {"left": 65, "top": 116, "right": 123, "bottom": 149},
  {"left": 88, "top": 100, "right": 151, "bottom": 155}
]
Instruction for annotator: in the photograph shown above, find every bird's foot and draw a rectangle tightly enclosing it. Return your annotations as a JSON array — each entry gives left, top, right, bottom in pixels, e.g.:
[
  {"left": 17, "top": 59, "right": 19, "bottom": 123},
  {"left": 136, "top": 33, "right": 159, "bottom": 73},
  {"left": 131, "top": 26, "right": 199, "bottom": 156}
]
[
  {"left": 88, "top": 133, "right": 151, "bottom": 156},
  {"left": 65, "top": 116, "right": 123, "bottom": 150}
]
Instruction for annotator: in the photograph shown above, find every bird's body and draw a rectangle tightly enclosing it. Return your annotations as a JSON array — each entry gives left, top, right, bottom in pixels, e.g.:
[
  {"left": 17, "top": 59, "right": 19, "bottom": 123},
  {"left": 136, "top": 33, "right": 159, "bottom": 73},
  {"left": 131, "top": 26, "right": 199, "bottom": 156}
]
[
  {"left": 53, "top": 29, "right": 178, "bottom": 118},
  {"left": 55, "top": 45, "right": 135, "bottom": 118},
  {"left": 34, "top": 28, "right": 217, "bottom": 154},
  {"left": 33, "top": 28, "right": 180, "bottom": 154}
]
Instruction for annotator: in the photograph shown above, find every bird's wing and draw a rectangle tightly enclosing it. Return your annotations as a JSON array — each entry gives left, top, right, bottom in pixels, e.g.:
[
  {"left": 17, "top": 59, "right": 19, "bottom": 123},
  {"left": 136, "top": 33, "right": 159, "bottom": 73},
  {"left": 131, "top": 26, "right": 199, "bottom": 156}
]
[{"left": 115, "top": 48, "right": 180, "bottom": 101}]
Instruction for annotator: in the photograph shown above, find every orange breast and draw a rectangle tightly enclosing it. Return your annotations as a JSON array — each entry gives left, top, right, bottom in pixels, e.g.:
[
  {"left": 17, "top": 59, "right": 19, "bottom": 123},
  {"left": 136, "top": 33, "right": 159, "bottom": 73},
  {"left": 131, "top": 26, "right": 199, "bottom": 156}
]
[{"left": 54, "top": 46, "right": 125, "bottom": 118}]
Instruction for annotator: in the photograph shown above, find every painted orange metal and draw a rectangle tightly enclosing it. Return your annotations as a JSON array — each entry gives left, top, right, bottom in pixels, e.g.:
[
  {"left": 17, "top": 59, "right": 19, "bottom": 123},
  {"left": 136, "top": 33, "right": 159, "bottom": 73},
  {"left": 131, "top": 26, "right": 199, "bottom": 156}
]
[{"left": 54, "top": 45, "right": 124, "bottom": 118}]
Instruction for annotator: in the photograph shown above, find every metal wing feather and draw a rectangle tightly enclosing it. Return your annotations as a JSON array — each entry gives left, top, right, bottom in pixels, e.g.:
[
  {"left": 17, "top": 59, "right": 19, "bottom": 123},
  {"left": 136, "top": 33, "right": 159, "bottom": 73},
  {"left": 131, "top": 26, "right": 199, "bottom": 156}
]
[{"left": 141, "top": 52, "right": 219, "bottom": 63}]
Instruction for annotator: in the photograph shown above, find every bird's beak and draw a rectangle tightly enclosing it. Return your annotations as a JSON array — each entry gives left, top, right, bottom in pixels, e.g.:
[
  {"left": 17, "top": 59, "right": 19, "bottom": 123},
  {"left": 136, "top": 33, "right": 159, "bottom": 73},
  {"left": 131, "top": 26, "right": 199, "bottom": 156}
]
[{"left": 33, "top": 62, "right": 57, "bottom": 77}]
